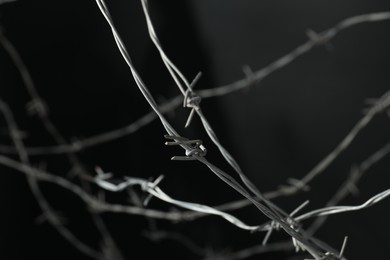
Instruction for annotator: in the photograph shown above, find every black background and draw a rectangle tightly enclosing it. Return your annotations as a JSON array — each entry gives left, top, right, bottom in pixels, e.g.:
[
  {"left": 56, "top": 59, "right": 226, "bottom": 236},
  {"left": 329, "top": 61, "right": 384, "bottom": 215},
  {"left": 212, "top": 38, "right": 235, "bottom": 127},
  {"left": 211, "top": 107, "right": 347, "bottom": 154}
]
[{"left": 1, "top": 0, "right": 390, "bottom": 259}]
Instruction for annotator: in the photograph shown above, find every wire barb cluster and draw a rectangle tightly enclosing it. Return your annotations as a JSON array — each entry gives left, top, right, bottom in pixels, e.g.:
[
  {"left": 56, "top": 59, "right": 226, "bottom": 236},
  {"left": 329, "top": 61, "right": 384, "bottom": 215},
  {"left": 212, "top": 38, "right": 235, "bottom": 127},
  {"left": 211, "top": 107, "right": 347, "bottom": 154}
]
[{"left": 165, "top": 135, "right": 207, "bottom": 160}]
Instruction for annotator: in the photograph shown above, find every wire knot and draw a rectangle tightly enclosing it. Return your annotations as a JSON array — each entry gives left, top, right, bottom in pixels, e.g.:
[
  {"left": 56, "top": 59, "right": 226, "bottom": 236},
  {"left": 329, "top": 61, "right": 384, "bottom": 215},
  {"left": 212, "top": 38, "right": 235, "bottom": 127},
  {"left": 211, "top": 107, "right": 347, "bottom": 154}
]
[
  {"left": 165, "top": 135, "right": 207, "bottom": 160},
  {"left": 363, "top": 94, "right": 390, "bottom": 114},
  {"left": 26, "top": 98, "right": 49, "bottom": 117},
  {"left": 306, "top": 29, "right": 331, "bottom": 46},
  {"left": 183, "top": 72, "right": 202, "bottom": 128},
  {"left": 183, "top": 90, "right": 201, "bottom": 128},
  {"left": 183, "top": 90, "right": 201, "bottom": 110}
]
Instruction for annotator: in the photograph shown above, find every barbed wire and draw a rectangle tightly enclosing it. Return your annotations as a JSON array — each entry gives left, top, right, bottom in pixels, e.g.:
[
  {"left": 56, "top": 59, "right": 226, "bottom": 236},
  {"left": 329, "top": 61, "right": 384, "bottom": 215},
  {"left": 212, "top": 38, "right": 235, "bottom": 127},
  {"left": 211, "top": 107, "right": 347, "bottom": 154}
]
[
  {"left": 93, "top": 0, "right": 345, "bottom": 257},
  {"left": 96, "top": 0, "right": 322, "bottom": 254},
  {"left": 0, "top": 2, "right": 389, "bottom": 259}
]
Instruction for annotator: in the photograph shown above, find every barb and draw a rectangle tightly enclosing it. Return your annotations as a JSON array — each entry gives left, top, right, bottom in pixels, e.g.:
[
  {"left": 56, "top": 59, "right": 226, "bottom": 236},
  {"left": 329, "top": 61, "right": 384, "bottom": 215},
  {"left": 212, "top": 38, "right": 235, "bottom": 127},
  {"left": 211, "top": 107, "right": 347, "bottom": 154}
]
[
  {"left": 339, "top": 236, "right": 348, "bottom": 259},
  {"left": 242, "top": 65, "right": 255, "bottom": 88},
  {"left": 262, "top": 201, "right": 309, "bottom": 247},
  {"left": 165, "top": 135, "right": 207, "bottom": 160},
  {"left": 305, "top": 237, "right": 348, "bottom": 260},
  {"left": 184, "top": 72, "right": 202, "bottom": 128}
]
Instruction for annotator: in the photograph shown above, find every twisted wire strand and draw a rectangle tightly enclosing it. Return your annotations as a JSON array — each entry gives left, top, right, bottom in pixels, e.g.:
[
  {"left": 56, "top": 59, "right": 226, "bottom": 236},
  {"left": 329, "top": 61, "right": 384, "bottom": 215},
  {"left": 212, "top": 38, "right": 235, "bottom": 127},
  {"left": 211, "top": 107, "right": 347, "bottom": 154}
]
[
  {"left": 141, "top": 0, "right": 190, "bottom": 95},
  {"left": 94, "top": 173, "right": 262, "bottom": 231},
  {"left": 296, "top": 188, "right": 390, "bottom": 221}
]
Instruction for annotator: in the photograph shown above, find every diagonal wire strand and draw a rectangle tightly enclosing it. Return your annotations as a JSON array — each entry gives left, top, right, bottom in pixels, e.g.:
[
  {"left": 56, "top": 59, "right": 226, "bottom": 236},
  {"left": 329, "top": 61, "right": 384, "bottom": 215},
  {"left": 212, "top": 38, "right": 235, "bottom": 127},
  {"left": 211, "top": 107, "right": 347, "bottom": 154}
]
[{"left": 296, "top": 188, "right": 390, "bottom": 221}]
